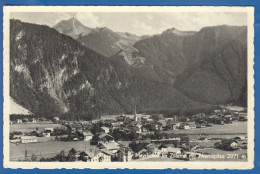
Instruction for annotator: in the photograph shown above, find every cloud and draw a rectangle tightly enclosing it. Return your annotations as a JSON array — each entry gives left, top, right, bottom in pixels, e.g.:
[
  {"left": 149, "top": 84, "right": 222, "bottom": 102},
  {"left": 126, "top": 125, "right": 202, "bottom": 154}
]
[
  {"left": 75, "top": 13, "right": 103, "bottom": 28},
  {"left": 10, "top": 12, "right": 247, "bottom": 35}
]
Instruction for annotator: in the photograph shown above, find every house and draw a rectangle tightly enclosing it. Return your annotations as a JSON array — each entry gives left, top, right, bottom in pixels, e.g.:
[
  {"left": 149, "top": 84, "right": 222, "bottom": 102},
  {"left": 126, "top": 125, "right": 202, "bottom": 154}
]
[
  {"left": 101, "top": 127, "right": 110, "bottom": 133},
  {"left": 20, "top": 136, "right": 38, "bottom": 144},
  {"left": 214, "top": 110, "right": 221, "bottom": 114},
  {"left": 83, "top": 131, "right": 93, "bottom": 141},
  {"left": 141, "top": 125, "right": 149, "bottom": 132},
  {"left": 196, "top": 123, "right": 206, "bottom": 128},
  {"left": 167, "top": 147, "right": 182, "bottom": 155},
  {"left": 117, "top": 115, "right": 126, "bottom": 121},
  {"left": 197, "top": 137, "right": 209, "bottom": 142},
  {"left": 145, "top": 143, "right": 160, "bottom": 157},
  {"left": 43, "top": 130, "right": 51, "bottom": 137},
  {"left": 136, "top": 149, "right": 148, "bottom": 158},
  {"left": 180, "top": 123, "right": 190, "bottom": 130},
  {"left": 234, "top": 136, "right": 246, "bottom": 140},
  {"left": 17, "top": 119, "right": 22, "bottom": 124},
  {"left": 147, "top": 119, "right": 154, "bottom": 122},
  {"left": 22, "top": 118, "right": 29, "bottom": 122},
  {"left": 213, "top": 119, "right": 224, "bottom": 125},
  {"left": 155, "top": 123, "right": 162, "bottom": 131},
  {"left": 98, "top": 133, "right": 115, "bottom": 143},
  {"left": 98, "top": 142, "right": 120, "bottom": 154},
  {"left": 53, "top": 117, "right": 60, "bottom": 123},
  {"left": 238, "top": 116, "right": 247, "bottom": 121},
  {"left": 79, "top": 149, "right": 111, "bottom": 162},
  {"left": 157, "top": 120, "right": 167, "bottom": 127},
  {"left": 158, "top": 144, "right": 174, "bottom": 153},
  {"left": 111, "top": 122, "right": 121, "bottom": 129},
  {"left": 44, "top": 128, "right": 54, "bottom": 133},
  {"left": 116, "top": 148, "right": 134, "bottom": 162},
  {"left": 70, "top": 124, "right": 83, "bottom": 132},
  {"left": 136, "top": 124, "right": 142, "bottom": 133},
  {"left": 220, "top": 139, "right": 238, "bottom": 150},
  {"left": 29, "top": 118, "right": 37, "bottom": 123},
  {"left": 189, "top": 123, "right": 197, "bottom": 129}
]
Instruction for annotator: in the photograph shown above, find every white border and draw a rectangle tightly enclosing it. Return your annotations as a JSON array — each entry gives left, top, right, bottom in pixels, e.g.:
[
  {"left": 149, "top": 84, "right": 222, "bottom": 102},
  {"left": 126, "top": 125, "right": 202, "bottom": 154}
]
[{"left": 3, "top": 6, "right": 255, "bottom": 169}]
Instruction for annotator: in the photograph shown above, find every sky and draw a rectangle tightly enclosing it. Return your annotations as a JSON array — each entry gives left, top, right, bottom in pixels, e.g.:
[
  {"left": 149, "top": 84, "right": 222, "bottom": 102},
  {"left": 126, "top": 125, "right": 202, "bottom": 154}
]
[{"left": 10, "top": 12, "right": 247, "bottom": 36}]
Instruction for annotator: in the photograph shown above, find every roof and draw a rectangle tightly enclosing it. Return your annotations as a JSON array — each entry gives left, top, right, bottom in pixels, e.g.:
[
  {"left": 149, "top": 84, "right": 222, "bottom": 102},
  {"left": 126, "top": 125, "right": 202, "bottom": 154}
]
[
  {"left": 157, "top": 120, "right": 167, "bottom": 126},
  {"left": 101, "top": 149, "right": 113, "bottom": 156},
  {"left": 82, "top": 149, "right": 101, "bottom": 158},
  {"left": 146, "top": 143, "right": 158, "bottom": 148},
  {"left": 222, "top": 139, "right": 238, "bottom": 145},
  {"left": 159, "top": 144, "right": 174, "bottom": 149},
  {"left": 21, "top": 136, "right": 37, "bottom": 140},
  {"left": 117, "top": 141, "right": 131, "bottom": 147},
  {"left": 82, "top": 131, "right": 93, "bottom": 136},
  {"left": 111, "top": 123, "right": 121, "bottom": 127},
  {"left": 98, "top": 133, "right": 114, "bottom": 139},
  {"left": 99, "top": 142, "right": 120, "bottom": 150},
  {"left": 70, "top": 124, "right": 82, "bottom": 129},
  {"left": 167, "top": 147, "right": 181, "bottom": 153},
  {"left": 138, "top": 149, "right": 148, "bottom": 154}
]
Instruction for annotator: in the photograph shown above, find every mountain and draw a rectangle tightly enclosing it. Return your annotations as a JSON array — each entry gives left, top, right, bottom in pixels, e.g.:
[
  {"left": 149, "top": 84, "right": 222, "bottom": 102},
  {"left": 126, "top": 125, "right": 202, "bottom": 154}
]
[
  {"left": 114, "top": 25, "right": 248, "bottom": 105},
  {"left": 10, "top": 19, "right": 247, "bottom": 119},
  {"left": 77, "top": 27, "right": 142, "bottom": 57},
  {"left": 113, "top": 27, "right": 197, "bottom": 84},
  {"left": 176, "top": 25, "right": 247, "bottom": 105},
  {"left": 10, "top": 97, "right": 32, "bottom": 115},
  {"left": 53, "top": 17, "right": 143, "bottom": 57},
  {"left": 10, "top": 19, "right": 202, "bottom": 118},
  {"left": 10, "top": 19, "right": 128, "bottom": 116},
  {"left": 53, "top": 17, "right": 93, "bottom": 39}
]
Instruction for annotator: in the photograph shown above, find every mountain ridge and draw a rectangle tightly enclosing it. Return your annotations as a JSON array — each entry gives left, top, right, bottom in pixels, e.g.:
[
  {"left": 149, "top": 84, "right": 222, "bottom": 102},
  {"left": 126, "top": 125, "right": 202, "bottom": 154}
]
[{"left": 10, "top": 19, "right": 247, "bottom": 119}]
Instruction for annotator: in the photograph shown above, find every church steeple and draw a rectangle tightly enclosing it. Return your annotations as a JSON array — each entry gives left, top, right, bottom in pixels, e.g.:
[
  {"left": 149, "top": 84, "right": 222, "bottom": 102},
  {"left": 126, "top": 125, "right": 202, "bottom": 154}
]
[{"left": 134, "top": 104, "right": 137, "bottom": 122}]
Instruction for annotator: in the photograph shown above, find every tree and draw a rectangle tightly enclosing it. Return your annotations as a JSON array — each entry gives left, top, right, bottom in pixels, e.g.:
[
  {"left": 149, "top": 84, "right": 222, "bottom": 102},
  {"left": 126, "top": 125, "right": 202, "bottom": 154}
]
[
  {"left": 31, "top": 153, "right": 37, "bottom": 161},
  {"left": 129, "top": 141, "right": 147, "bottom": 153},
  {"left": 67, "top": 148, "right": 77, "bottom": 161}
]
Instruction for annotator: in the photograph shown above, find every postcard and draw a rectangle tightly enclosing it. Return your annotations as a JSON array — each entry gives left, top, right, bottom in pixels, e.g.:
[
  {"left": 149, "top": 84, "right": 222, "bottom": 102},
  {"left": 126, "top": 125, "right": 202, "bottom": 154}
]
[{"left": 3, "top": 6, "right": 254, "bottom": 169}]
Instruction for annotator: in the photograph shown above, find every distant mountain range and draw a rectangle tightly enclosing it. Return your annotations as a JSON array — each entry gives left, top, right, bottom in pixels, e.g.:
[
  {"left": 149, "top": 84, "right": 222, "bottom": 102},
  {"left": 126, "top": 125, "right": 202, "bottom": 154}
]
[
  {"left": 54, "top": 18, "right": 144, "bottom": 57},
  {"left": 10, "top": 18, "right": 247, "bottom": 118}
]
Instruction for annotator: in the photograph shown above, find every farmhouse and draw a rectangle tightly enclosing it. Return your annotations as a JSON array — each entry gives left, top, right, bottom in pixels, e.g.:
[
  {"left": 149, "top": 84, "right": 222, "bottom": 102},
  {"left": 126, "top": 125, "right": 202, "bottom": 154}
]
[
  {"left": 20, "top": 136, "right": 38, "bottom": 144},
  {"left": 98, "top": 133, "right": 115, "bottom": 143},
  {"left": 101, "top": 127, "right": 110, "bottom": 133},
  {"left": 116, "top": 148, "right": 134, "bottom": 162},
  {"left": 79, "top": 149, "right": 111, "bottom": 162},
  {"left": 17, "top": 119, "right": 22, "bottom": 124},
  {"left": 98, "top": 142, "right": 120, "bottom": 154},
  {"left": 83, "top": 131, "right": 93, "bottom": 141}
]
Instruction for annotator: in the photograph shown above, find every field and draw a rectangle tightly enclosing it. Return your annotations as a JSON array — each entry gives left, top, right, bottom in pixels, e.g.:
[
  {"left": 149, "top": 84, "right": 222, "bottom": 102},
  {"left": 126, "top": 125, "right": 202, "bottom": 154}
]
[
  {"left": 165, "top": 121, "right": 247, "bottom": 135},
  {"left": 10, "top": 141, "right": 93, "bottom": 161},
  {"left": 10, "top": 122, "right": 64, "bottom": 133}
]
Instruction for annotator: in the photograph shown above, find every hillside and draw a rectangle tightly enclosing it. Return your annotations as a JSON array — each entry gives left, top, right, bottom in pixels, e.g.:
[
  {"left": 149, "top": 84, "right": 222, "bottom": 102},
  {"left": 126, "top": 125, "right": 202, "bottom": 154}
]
[
  {"left": 10, "top": 19, "right": 204, "bottom": 118},
  {"left": 54, "top": 17, "right": 143, "bottom": 57},
  {"left": 176, "top": 25, "right": 247, "bottom": 105},
  {"left": 10, "top": 19, "right": 126, "bottom": 116},
  {"left": 9, "top": 97, "right": 32, "bottom": 115},
  {"left": 77, "top": 27, "right": 142, "bottom": 57}
]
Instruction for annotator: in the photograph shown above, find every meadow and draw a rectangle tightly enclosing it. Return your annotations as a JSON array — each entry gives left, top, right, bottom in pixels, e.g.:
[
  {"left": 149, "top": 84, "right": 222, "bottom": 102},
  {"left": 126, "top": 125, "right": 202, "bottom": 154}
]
[{"left": 10, "top": 122, "right": 64, "bottom": 133}]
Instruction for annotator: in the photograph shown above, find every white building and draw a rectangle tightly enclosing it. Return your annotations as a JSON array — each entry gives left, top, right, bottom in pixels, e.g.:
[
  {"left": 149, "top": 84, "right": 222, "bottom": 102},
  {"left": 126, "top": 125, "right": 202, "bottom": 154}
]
[
  {"left": 17, "top": 119, "right": 22, "bottom": 124},
  {"left": 20, "top": 136, "right": 38, "bottom": 144},
  {"left": 83, "top": 131, "right": 93, "bottom": 141},
  {"left": 101, "top": 127, "right": 110, "bottom": 133}
]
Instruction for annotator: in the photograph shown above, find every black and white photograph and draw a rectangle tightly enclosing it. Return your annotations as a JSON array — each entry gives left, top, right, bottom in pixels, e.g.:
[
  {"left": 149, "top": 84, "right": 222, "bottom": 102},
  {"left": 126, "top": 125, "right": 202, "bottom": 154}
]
[{"left": 3, "top": 6, "right": 254, "bottom": 169}]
